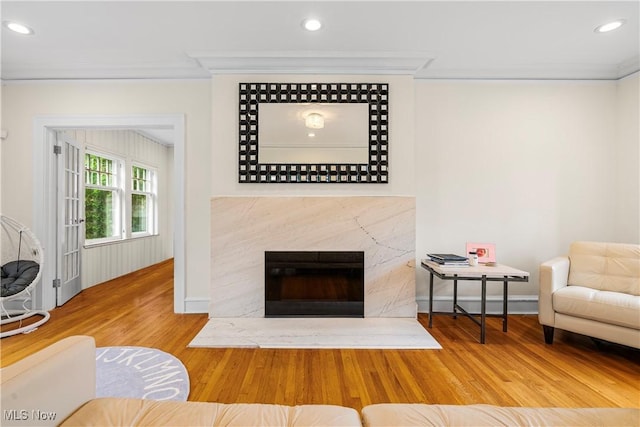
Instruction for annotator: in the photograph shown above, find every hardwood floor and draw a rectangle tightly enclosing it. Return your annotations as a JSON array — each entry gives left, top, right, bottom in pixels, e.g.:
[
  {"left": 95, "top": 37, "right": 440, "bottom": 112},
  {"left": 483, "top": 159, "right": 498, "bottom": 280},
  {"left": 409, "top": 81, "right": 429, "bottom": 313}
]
[{"left": 2, "top": 259, "right": 639, "bottom": 412}]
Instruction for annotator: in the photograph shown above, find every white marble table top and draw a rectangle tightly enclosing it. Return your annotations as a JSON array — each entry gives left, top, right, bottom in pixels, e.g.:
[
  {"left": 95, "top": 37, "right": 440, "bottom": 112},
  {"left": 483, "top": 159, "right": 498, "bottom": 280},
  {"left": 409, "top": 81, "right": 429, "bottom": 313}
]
[{"left": 421, "top": 259, "right": 529, "bottom": 279}]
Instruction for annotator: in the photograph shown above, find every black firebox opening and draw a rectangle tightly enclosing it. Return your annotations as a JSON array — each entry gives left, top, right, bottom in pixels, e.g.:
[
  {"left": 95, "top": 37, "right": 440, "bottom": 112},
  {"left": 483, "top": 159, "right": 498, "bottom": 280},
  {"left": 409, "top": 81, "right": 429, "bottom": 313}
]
[{"left": 265, "top": 251, "right": 364, "bottom": 318}]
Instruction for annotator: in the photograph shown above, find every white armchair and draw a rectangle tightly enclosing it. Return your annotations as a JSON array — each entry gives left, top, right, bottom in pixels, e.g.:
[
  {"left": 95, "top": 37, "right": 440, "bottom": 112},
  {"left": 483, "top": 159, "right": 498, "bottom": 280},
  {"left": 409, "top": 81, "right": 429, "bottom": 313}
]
[{"left": 538, "top": 241, "right": 640, "bottom": 349}]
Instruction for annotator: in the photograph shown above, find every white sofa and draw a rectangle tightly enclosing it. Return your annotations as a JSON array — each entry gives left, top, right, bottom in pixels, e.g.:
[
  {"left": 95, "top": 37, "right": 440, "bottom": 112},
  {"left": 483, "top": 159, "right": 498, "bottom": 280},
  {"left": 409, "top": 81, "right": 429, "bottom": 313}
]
[
  {"left": 539, "top": 241, "right": 640, "bottom": 349},
  {"left": 361, "top": 403, "right": 639, "bottom": 427},
  {"left": 2, "top": 336, "right": 639, "bottom": 426}
]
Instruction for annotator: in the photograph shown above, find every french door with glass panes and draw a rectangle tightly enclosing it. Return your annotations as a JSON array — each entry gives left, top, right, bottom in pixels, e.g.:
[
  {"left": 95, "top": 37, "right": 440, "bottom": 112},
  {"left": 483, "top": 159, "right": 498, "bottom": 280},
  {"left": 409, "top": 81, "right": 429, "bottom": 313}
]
[{"left": 56, "top": 132, "right": 83, "bottom": 305}]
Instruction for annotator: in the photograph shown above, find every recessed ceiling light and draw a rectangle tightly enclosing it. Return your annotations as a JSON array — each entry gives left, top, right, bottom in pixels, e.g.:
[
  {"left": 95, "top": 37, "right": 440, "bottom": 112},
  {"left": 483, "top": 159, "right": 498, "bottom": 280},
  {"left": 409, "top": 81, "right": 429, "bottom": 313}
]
[
  {"left": 302, "top": 18, "right": 322, "bottom": 32},
  {"left": 305, "top": 113, "right": 324, "bottom": 129},
  {"left": 2, "top": 20, "right": 35, "bottom": 35},
  {"left": 594, "top": 19, "right": 626, "bottom": 33}
]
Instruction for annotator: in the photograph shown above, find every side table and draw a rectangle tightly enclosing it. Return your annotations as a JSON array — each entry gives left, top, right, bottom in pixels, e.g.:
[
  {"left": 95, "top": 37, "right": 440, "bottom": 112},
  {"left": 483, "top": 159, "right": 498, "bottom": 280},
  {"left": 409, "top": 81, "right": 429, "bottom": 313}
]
[{"left": 421, "top": 260, "right": 529, "bottom": 344}]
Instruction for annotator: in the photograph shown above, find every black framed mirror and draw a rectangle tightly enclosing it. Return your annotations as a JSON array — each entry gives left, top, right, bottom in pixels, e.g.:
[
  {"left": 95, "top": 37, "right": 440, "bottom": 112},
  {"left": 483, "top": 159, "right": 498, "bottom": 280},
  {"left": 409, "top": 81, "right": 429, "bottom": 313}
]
[{"left": 239, "top": 83, "right": 388, "bottom": 183}]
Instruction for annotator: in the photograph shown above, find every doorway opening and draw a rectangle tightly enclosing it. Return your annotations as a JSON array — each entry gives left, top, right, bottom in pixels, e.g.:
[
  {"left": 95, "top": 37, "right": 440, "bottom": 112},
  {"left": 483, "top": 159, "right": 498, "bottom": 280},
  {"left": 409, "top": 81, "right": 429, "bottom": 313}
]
[{"left": 32, "top": 115, "right": 185, "bottom": 312}]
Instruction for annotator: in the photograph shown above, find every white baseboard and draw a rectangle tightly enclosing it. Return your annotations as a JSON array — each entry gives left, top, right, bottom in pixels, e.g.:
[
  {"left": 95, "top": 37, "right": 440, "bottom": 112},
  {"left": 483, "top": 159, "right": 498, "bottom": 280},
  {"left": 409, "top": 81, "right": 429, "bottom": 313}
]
[
  {"left": 416, "top": 295, "right": 538, "bottom": 315},
  {"left": 183, "top": 297, "right": 210, "bottom": 314}
]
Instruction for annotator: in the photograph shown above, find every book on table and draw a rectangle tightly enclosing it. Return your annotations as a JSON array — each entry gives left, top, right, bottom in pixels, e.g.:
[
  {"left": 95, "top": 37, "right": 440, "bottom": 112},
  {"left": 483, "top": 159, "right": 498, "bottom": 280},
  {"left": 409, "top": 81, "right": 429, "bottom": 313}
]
[{"left": 426, "top": 253, "right": 470, "bottom": 266}]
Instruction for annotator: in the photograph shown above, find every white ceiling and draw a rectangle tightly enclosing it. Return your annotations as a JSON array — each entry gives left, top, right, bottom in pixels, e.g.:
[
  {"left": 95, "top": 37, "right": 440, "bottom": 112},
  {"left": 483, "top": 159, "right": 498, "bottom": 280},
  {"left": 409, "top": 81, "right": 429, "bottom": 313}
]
[{"left": 1, "top": 0, "right": 639, "bottom": 81}]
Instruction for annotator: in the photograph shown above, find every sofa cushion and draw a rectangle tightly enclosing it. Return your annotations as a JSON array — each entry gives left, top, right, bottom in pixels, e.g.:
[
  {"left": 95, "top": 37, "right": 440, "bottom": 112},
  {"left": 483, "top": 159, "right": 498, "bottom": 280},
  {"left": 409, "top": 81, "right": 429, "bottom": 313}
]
[
  {"left": 1, "top": 336, "right": 96, "bottom": 427},
  {"left": 60, "top": 398, "right": 362, "bottom": 427},
  {"left": 361, "top": 404, "right": 640, "bottom": 427},
  {"left": 553, "top": 285, "right": 640, "bottom": 329},
  {"left": 568, "top": 242, "right": 640, "bottom": 296}
]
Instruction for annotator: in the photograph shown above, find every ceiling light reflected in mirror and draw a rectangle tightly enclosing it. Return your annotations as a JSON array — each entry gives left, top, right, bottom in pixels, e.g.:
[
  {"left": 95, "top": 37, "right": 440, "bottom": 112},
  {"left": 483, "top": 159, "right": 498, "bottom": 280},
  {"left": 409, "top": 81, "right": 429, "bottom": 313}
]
[
  {"left": 305, "top": 113, "right": 324, "bottom": 129},
  {"left": 3, "top": 20, "right": 35, "bottom": 35},
  {"left": 594, "top": 19, "right": 626, "bottom": 33},
  {"left": 302, "top": 18, "right": 322, "bottom": 32}
]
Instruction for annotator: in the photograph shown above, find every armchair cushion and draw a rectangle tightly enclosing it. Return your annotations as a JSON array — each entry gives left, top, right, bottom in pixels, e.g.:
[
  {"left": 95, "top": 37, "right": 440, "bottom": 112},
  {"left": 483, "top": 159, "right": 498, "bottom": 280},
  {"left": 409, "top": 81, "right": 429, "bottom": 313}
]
[
  {"left": 567, "top": 242, "right": 640, "bottom": 295},
  {"left": 553, "top": 286, "right": 640, "bottom": 329}
]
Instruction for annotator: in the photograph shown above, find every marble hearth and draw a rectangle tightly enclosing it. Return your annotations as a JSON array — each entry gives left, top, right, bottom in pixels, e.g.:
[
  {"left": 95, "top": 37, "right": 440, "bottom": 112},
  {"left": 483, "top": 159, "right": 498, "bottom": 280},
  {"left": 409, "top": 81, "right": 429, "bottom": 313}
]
[{"left": 210, "top": 196, "right": 416, "bottom": 318}]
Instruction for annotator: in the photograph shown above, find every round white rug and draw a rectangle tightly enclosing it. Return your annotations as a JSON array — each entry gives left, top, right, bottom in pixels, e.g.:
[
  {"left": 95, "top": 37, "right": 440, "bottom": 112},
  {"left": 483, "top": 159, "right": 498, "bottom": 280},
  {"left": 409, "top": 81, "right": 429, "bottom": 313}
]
[{"left": 96, "top": 346, "right": 190, "bottom": 401}]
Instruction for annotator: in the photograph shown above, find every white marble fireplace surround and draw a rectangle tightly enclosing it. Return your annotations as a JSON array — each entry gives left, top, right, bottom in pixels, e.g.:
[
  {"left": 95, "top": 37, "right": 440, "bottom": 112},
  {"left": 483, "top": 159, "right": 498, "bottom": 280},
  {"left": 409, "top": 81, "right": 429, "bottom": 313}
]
[{"left": 210, "top": 196, "right": 417, "bottom": 318}]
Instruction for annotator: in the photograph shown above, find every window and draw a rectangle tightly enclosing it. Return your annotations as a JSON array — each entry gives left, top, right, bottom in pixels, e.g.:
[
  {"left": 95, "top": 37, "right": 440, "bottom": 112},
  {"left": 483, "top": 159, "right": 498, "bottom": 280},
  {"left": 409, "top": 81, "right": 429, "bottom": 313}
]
[
  {"left": 84, "top": 152, "right": 158, "bottom": 245},
  {"left": 85, "top": 153, "right": 122, "bottom": 242},
  {"left": 131, "top": 165, "right": 156, "bottom": 235}
]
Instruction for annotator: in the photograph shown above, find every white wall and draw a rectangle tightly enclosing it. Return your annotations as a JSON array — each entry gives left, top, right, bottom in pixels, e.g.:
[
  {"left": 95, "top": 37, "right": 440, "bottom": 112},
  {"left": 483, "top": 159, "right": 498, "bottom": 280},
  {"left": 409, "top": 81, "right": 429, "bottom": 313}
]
[
  {"left": 0, "top": 80, "right": 211, "bottom": 310},
  {"left": 2, "top": 74, "right": 637, "bottom": 315},
  {"left": 212, "top": 75, "right": 636, "bottom": 313},
  {"left": 614, "top": 72, "right": 640, "bottom": 242},
  {"left": 414, "top": 78, "right": 636, "bottom": 311},
  {"left": 0, "top": 85, "right": 4, "bottom": 215}
]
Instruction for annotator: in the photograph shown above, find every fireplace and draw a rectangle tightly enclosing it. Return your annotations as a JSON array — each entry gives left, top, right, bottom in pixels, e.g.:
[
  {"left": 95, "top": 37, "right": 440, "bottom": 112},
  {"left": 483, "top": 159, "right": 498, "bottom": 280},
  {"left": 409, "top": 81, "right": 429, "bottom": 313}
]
[
  {"left": 265, "top": 251, "right": 364, "bottom": 317},
  {"left": 211, "top": 197, "right": 417, "bottom": 318}
]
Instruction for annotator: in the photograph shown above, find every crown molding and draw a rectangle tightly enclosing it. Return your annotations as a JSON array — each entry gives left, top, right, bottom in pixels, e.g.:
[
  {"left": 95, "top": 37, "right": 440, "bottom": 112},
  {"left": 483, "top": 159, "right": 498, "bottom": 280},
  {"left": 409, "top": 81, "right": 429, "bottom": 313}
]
[
  {"left": 3, "top": 52, "right": 636, "bottom": 81},
  {"left": 0, "top": 59, "right": 209, "bottom": 81},
  {"left": 617, "top": 55, "right": 640, "bottom": 79},
  {"left": 187, "top": 51, "right": 434, "bottom": 76},
  {"left": 415, "top": 57, "right": 640, "bottom": 81}
]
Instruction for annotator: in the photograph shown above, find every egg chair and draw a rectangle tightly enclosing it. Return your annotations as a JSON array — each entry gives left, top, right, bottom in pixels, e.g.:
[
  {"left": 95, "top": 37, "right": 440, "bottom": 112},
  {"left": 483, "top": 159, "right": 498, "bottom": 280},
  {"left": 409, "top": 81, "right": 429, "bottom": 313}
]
[{"left": 1, "top": 215, "right": 49, "bottom": 338}]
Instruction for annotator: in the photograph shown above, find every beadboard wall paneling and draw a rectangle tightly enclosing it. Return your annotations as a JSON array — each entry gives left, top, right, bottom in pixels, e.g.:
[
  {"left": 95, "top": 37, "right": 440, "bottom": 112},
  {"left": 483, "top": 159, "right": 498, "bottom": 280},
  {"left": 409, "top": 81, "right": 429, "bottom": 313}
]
[
  {"left": 62, "top": 129, "right": 173, "bottom": 288},
  {"left": 83, "top": 236, "right": 168, "bottom": 287}
]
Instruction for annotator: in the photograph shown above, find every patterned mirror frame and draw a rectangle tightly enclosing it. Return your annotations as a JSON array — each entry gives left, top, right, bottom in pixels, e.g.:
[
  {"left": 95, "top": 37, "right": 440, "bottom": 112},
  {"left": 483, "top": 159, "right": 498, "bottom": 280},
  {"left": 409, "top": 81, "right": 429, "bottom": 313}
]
[{"left": 239, "top": 83, "right": 388, "bottom": 183}]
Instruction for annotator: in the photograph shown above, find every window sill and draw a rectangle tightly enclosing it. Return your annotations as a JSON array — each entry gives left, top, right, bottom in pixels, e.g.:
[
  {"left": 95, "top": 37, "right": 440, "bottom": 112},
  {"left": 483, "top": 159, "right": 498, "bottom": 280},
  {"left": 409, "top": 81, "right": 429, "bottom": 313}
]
[{"left": 84, "top": 234, "right": 159, "bottom": 249}]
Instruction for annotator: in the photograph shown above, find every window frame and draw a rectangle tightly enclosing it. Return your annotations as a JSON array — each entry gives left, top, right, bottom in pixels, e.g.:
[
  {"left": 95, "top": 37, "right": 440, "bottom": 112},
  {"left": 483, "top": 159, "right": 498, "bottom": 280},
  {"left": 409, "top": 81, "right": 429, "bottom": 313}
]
[
  {"left": 84, "top": 151, "right": 159, "bottom": 247},
  {"left": 84, "top": 151, "right": 124, "bottom": 245},
  {"left": 130, "top": 162, "right": 158, "bottom": 238}
]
